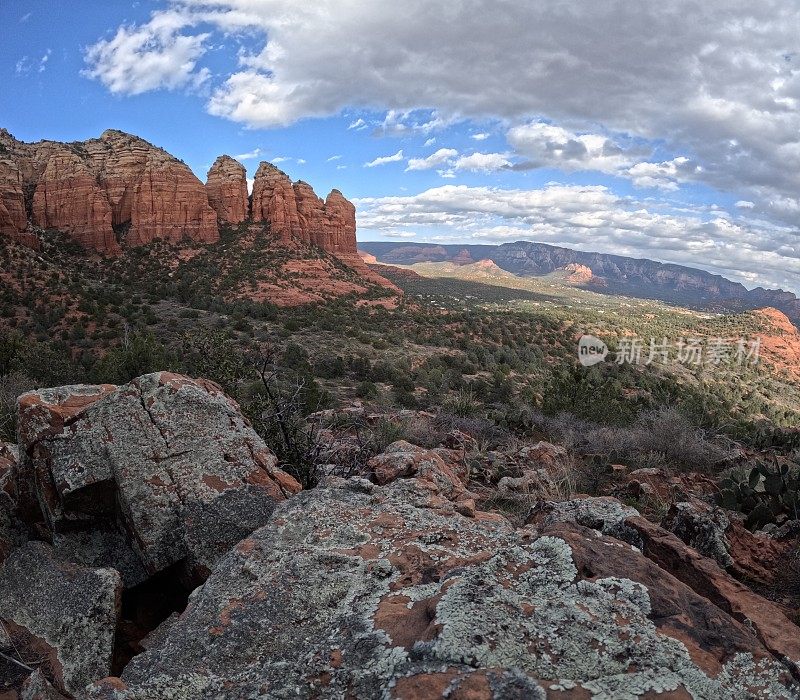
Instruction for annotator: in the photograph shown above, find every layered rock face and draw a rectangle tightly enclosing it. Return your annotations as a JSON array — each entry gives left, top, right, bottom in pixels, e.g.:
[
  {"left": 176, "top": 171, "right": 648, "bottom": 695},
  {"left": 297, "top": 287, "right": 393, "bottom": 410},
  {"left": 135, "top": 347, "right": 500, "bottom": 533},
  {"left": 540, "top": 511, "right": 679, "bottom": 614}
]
[
  {"left": 250, "top": 162, "right": 357, "bottom": 254},
  {"left": 0, "top": 128, "right": 361, "bottom": 263},
  {"left": 205, "top": 155, "right": 248, "bottom": 225},
  {"left": 0, "top": 129, "right": 218, "bottom": 254}
]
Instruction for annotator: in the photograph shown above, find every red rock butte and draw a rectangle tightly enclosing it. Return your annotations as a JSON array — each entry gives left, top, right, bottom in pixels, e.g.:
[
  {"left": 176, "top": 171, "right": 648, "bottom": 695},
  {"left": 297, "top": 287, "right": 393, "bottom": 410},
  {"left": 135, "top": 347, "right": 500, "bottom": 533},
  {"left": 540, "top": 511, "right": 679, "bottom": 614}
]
[{"left": 0, "top": 128, "right": 360, "bottom": 261}]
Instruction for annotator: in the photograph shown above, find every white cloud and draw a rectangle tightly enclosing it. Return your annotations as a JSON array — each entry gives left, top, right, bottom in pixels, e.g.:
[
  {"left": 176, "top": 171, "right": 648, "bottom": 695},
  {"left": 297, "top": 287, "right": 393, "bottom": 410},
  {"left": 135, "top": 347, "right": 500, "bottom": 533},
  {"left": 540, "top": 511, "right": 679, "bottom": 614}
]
[
  {"left": 234, "top": 147, "right": 262, "bottom": 160},
  {"left": 626, "top": 157, "right": 703, "bottom": 191},
  {"left": 383, "top": 230, "right": 418, "bottom": 238},
  {"left": 327, "top": 154, "right": 342, "bottom": 161},
  {"left": 297, "top": 158, "right": 306, "bottom": 165},
  {"left": 736, "top": 200, "right": 755, "bottom": 209},
  {"left": 406, "top": 149, "right": 511, "bottom": 175},
  {"left": 507, "top": 122, "right": 639, "bottom": 174},
  {"left": 19, "top": 12, "right": 31, "bottom": 22},
  {"left": 424, "top": 137, "right": 437, "bottom": 147},
  {"left": 406, "top": 148, "right": 459, "bottom": 171},
  {"left": 88, "top": 1, "right": 800, "bottom": 226},
  {"left": 355, "top": 183, "right": 800, "bottom": 292},
  {"left": 453, "top": 152, "right": 512, "bottom": 172},
  {"left": 39, "top": 49, "right": 51, "bottom": 72},
  {"left": 471, "top": 132, "right": 490, "bottom": 141},
  {"left": 348, "top": 118, "right": 368, "bottom": 130},
  {"left": 84, "top": 10, "right": 210, "bottom": 95},
  {"left": 15, "top": 56, "right": 30, "bottom": 75},
  {"left": 271, "top": 156, "right": 290, "bottom": 164},
  {"left": 365, "top": 149, "right": 404, "bottom": 167}
]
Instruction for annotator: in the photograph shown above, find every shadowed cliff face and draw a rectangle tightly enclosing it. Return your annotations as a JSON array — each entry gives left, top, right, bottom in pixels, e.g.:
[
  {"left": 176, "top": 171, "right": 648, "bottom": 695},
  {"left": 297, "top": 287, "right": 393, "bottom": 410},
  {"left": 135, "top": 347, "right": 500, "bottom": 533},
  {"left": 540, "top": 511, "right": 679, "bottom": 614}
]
[{"left": 0, "top": 129, "right": 359, "bottom": 261}]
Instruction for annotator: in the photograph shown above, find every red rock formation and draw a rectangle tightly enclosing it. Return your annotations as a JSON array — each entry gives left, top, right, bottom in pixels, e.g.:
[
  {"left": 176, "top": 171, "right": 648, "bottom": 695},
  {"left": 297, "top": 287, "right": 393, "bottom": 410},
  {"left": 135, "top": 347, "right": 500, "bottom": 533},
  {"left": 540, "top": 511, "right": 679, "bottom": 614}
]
[
  {"left": 206, "top": 155, "right": 248, "bottom": 225},
  {"left": 251, "top": 162, "right": 302, "bottom": 242},
  {"left": 0, "top": 159, "right": 27, "bottom": 233},
  {"left": 0, "top": 129, "right": 218, "bottom": 253},
  {"left": 251, "top": 163, "right": 357, "bottom": 255},
  {"left": 292, "top": 181, "right": 326, "bottom": 246},
  {"left": 85, "top": 130, "right": 217, "bottom": 247},
  {"left": 324, "top": 189, "right": 357, "bottom": 254},
  {"left": 31, "top": 149, "right": 119, "bottom": 254},
  {"left": 562, "top": 262, "right": 593, "bottom": 284}
]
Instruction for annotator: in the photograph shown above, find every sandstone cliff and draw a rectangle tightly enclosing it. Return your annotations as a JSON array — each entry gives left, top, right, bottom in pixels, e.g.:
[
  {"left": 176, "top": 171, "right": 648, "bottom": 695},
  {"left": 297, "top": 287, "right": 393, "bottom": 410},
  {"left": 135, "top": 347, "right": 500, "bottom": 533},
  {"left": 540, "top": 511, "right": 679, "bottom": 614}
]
[
  {"left": 0, "top": 129, "right": 218, "bottom": 254},
  {"left": 250, "top": 162, "right": 357, "bottom": 255},
  {"left": 205, "top": 155, "right": 248, "bottom": 225},
  {"left": 0, "top": 129, "right": 361, "bottom": 260}
]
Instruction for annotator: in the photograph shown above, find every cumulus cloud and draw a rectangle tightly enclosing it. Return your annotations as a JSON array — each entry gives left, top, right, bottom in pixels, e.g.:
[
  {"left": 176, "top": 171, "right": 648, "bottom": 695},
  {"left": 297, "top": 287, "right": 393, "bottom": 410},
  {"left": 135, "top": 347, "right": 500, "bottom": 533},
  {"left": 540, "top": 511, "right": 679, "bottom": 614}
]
[
  {"left": 84, "top": 10, "right": 209, "bottom": 94},
  {"left": 626, "top": 157, "right": 703, "bottom": 191},
  {"left": 355, "top": 184, "right": 800, "bottom": 292},
  {"left": 347, "top": 118, "right": 368, "bottom": 130},
  {"left": 365, "top": 149, "right": 404, "bottom": 167},
  {"left": 406, "top": 148, "right": 459, "bottom": 171},
  {"left": 471, "top": 133, "right": 490, "bottom": 141},
  {"left": 406, "top": 149, "right": 512, "bottom": 175},
  {"left": 507, "top": 122, "right": 640, "bottom": 174},
  {"left": 453, "top": 152, "right": 512, "bottom": 172}
]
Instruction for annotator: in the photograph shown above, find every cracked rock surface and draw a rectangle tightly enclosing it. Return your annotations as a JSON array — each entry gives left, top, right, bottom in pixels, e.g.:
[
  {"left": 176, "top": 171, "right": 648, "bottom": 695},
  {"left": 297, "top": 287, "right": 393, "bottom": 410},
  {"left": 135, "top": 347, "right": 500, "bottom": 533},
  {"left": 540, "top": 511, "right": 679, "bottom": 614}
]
[
  {"left": 15, "top": 372, "right": 301, "bottom": 581},
  {"left": 85, "top": 477, "right": 799, "bottom": 699}
]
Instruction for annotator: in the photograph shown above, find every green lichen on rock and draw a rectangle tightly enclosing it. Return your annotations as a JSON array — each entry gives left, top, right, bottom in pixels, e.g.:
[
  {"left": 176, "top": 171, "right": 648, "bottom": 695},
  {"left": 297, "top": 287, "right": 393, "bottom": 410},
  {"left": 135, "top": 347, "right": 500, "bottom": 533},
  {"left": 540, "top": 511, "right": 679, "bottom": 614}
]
[{"left": 84, "top": 478, "right": 799, "bottom": 700}]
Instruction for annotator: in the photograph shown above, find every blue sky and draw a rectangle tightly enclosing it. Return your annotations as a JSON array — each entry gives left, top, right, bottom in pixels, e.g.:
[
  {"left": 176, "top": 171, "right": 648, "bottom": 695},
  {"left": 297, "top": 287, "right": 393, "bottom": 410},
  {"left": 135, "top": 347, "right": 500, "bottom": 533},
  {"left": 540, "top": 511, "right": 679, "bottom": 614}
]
[{"left": 2, "top": 1, "right": 800, "bottom": 292}]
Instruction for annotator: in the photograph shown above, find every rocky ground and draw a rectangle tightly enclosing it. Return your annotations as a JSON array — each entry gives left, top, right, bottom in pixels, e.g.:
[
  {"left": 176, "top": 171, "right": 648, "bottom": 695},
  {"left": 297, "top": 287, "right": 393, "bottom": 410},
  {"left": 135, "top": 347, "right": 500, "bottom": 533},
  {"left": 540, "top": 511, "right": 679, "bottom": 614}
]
[{"left": 0, "top": 374, "right": 799, "bottom": 698}]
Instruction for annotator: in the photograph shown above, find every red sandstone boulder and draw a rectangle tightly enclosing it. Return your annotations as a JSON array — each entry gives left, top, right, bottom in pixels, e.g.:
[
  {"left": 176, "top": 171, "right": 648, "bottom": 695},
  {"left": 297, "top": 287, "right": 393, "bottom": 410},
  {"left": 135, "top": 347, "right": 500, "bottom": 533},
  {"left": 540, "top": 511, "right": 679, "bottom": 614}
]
[{"left": 205, "top": 155, "right": 248, "bottom": 225}]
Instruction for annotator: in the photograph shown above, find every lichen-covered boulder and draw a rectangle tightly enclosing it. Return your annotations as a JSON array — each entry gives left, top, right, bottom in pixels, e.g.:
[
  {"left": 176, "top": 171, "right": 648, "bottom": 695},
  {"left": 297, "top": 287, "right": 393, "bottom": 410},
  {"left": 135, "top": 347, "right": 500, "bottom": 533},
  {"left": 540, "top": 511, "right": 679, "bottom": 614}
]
[
  {"left": 0, "top": 541, "right": 121, "bottom": 695},
  {"left": 16, "top": 373, "right": 301, "bottom": 582},
  {"left": 368, "top": 440, "right": 466, "bottom": 497},
  {"left": 663, "top": 500, "right": 734, "bottom": 569},
  {"left": 85, "top": 478, "right": 798, "bottom": 699},
  {"left": 535, "top": 495, "right": 643, "bottom": 546}
]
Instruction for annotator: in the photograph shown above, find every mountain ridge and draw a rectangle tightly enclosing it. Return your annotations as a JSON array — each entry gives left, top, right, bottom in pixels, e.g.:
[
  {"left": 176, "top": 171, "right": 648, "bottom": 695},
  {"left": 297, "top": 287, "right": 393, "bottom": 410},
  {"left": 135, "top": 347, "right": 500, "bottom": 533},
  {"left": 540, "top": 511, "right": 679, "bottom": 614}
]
[{"left": 360, "top": 240, "right": 800, "bottom": 323}]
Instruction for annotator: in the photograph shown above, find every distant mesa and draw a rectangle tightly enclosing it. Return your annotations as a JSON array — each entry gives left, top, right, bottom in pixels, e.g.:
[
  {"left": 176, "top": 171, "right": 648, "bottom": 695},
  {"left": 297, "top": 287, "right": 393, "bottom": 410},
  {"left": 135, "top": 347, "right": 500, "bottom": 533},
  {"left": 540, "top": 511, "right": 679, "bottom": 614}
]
[
  {"left": 0, "top": 128, "right": 359, "bottom": 262},
  {"left": 561, "top": 262, "right": 594, "bottom": 285}
]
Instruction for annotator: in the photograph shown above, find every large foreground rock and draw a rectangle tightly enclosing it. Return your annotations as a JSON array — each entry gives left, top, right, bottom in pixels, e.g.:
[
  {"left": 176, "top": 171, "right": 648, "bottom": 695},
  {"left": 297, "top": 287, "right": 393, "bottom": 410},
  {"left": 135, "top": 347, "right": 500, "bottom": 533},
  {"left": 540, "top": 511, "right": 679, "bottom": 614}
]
[
  {"left": 86, "top": 478, "right": 799, "bottom": 699},
  {"left": 16, "top": 373, "right": 301, "bottom": 582},
  {"left": 0, "top": 542, "right": 121, "bottom": 695}
]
